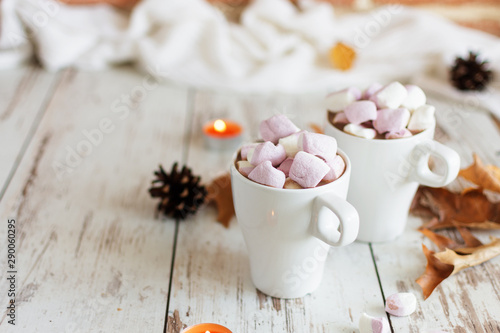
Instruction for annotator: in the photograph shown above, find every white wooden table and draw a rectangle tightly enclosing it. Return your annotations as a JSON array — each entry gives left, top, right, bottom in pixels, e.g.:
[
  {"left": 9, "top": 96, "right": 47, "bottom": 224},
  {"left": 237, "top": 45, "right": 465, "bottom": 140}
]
[{"left": 1, "top": 65, "right": 499, "bottom": 333}]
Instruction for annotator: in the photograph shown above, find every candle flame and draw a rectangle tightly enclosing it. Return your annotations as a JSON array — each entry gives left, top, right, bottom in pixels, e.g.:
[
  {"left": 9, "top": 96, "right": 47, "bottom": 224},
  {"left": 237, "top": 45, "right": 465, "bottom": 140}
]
[{"left": 213, "top": 119, "right": 226, "bottom": 133}]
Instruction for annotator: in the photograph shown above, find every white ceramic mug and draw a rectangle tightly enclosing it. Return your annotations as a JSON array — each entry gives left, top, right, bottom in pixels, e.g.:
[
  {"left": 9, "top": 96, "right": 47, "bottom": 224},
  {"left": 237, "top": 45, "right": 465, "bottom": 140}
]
[
  {"left": 230, "top": 149, "right": 359, "bottom": 299},
  {"left": 325, "top": 121, "right": 460, "bottom": 243}
]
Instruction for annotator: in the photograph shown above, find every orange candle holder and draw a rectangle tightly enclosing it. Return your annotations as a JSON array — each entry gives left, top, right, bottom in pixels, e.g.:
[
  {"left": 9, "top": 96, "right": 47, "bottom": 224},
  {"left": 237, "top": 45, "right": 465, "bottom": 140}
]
[
  {"left": 181, "top": 322, "right": 232, "bottom": 333},
  {"left": 203, "top": 119, "right": 243, "bottom": 150}
]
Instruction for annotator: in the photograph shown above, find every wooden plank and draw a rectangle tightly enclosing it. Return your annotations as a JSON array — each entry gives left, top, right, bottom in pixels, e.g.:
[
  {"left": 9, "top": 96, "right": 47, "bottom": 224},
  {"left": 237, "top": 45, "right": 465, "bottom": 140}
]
[
  {"left": 0, "top": 67, "right": 189, "bottom": 332},
  {"left": 372, "top": 96, "right": 500, "bottom": 332},
  {"left": 0, "top": 66, "right": 60, "bottom": 193},
  {"left": 167, "top": 91, "right": 384, "bottom": 332}
]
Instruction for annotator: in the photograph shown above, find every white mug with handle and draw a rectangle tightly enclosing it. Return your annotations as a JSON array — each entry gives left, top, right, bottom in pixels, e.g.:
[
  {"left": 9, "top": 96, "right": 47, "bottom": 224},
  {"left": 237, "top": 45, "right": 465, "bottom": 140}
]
[
  {"left": 230, "top": 149, "right": 359, "bottom": 298},
  {"left": 325, "top": 121, "right": 460, "bottom": 243}
]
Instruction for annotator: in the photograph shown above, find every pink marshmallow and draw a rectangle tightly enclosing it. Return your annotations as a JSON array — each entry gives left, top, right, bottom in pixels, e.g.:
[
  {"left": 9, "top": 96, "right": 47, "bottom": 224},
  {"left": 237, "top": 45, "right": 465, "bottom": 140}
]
[
  {"left": 332, "top": 112, "right": 348, "bottom": 124},
  {"left": 249, "top": 142, "right": 287, "bottom": 167},
  {"left": 289, "top": 152, "right": 330, "bottom": 188},
  {"left": 359, "top": 313, "right": 390, "bottom": 333},
  {"left": 385, "top": 129, "right": 412, "bottom": 139},
  {"left": 323, "top": 155, "right": 345, "bottom": 181},
  {"left": 277, "top": 158, "right": 294, "bottom": 177},
  {"left": 373, "top": 108, "right": 411, "bottom": 134},
  {"left": 240, "top": 143, "right": 258, "bottom": 160},
  {"left": 298, "top": 132, "right": 337, "bottom": 161},
  {"left": 344, "top": 101, "right": 377, "bottom": 125},
  {"left": 385, "top": 292, "right": 417, "bottom": 317},
  {"left": 248, "top": 161, "right": 286, "bottom": 188},
  {"left": 259, "top": 115, "right": 300, "bottom": 144},
  {"left": 362, "top": 82, "right": 383, "bottom": 99}
]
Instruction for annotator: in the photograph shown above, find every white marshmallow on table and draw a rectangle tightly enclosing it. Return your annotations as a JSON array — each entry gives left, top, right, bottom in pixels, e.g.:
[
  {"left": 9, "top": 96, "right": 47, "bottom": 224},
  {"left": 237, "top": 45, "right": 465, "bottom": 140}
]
[
  {"left": 359, "top": 313, "right": 390, "bottom": 333},
  {"left": 385, "top": 128, "right": 412, "bottom": 139},
  {"left": 298, "top": 132, "right": 337, "bottom": 161},
  {"left": 248, "top": 161, "right": 286, "bottom": 188},
  {"left": 344, "top": 100, "right": 377, "bottom": 125},
  {"left": 278, "top": 131, "right": 304, "bottom": 157},
  {"left": 284, "top": 177, "right": 303, "bottom": 189},
  {"left": 373, "top": 108, "right": 411, "bottom": 134},
  {"left": 343, "top": 123, "right": 377, "bottom": 139},
  {"left": 370, "top": 81, "right": 408, "bottom": 109},
  {"left": 259, "top": 114, "right": 300, "bottom": 144},
  {"left": 402, "top": 85, "right": 426, "bottom": 110},
  {"left": 240, "top": 143, "right": 258, "bottom": 160},
  {"left": 332, "top": 112, "right": 348, "bottom": 124},
  {"left": 248, "top": 141, "right": 287, "bottom": 167},
  {"left": 407, "top": 104, "right": 436, "bottom": 131},
  {"left": 324, "top": 87, "right": 361, "bottom": 112},
  {"left": 385, "top": 292, "right": 417, "bottom": 317},
  {"left": 237, "top": 160, "right": 255, "bottom": 176},
  {"left": 323, "top": 154, "right": 345, "bottom": 181},
  {"left": 362, "top": 82, "right": 383, "bottom": 99},
  {"left": 289, "top": 151, "right": 330, "bottom": 188}
]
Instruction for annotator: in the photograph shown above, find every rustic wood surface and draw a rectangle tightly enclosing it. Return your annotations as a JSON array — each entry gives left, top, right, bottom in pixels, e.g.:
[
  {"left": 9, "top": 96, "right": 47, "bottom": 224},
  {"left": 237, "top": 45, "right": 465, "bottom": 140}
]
[{"left": 0, "top": 66, "right": 499, "bottom": 332}]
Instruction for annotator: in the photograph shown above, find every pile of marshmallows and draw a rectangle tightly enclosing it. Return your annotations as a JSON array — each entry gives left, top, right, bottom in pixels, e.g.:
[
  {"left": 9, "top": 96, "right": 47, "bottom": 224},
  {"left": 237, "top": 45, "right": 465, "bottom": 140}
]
[
  {"left": 237, "top": 115, "right": 344, "bottom": 189},
  {"left": 328, "top": 81, "right": 436, "bottom": 139}
]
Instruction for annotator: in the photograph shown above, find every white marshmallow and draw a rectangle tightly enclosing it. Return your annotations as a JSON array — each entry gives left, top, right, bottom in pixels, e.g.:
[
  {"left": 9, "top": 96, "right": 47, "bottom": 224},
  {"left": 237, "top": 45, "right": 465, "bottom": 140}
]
[
  {"left": 371, "top": 82, "right": 408, "bottom": 109},
  {"left": 237, "top": 160, "right": 255, "bottom": 176},
  {"left": 402, "top": 85, "right": 426, "bottom": 110},
  {"left": 385, "top": 292, "right": 417, "bottom": 317},
  {"left": 407, "top": 104, "right": 436, "bottom": 131},
  {"left": 343, "top": 124, "right": 377, "bottom": 139},
  {"left": 278, "top": 131, "right": 303, "bottom": 158},
  {"left": 324, "top": 87, "right": 361, "bottom": 112},
  {"left": 246, "top": 147, "right": 256, "bottom": 164},
  {"left": 359, "top": 313, "right": 390, "bottom": 333},
  {"left": 284, "top": 177, "right": 303, "bottom": 189},
  {"left": 333, "top": 112, "right": 349, "bottom": 124}
]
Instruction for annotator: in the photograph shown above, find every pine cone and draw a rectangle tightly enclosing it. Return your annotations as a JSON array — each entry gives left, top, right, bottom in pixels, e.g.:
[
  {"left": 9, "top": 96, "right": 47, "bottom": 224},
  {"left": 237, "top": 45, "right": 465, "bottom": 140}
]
[
  {"left": 450, "top": 51, "right": 493, "bottom": 91},
  {"left": 149, "top": 163, "right": 207, "bottom": 220}
]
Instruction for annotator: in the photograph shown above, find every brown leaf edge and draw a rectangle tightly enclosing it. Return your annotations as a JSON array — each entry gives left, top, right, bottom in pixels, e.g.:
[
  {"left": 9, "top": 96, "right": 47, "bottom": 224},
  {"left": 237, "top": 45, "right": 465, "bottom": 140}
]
[
  {"left": 459, "top": 153, "right": 500, "bottom": 193},
  {"left": 416, "top": 244, "right": 454, "bottom": 300}
]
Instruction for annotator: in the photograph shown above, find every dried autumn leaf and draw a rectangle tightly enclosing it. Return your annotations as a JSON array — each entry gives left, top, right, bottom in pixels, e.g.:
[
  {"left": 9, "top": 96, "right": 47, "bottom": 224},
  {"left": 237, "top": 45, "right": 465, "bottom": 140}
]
[
  {"left": 417, "top": 229, "right": 500, "bottom": 299},
  {"left": 206, "top": 173, "right": 235, "bottom": 228},
  {"left": 416, "top": 244, "right": 454, "bottom": 300},
  {"left": 411, "top": 186, "right": 500, "bottom": 230},
  {"left": 456, "top": 226, "right": 483, "bottom": 248},
  {"left": 459, "top": 153, "right": 500, "bottom": 193},
  {"left": 435, "top": 237, "right": 500, "bottom": 275},
  {"left": 419, "top": 227, "right": 482, "bottom": 251},
  {"left": 419, "top": 228, "right": 460, "bottom": 251},
  {"left": 329, "top": 42, "right": 356, "bottom": 71}
]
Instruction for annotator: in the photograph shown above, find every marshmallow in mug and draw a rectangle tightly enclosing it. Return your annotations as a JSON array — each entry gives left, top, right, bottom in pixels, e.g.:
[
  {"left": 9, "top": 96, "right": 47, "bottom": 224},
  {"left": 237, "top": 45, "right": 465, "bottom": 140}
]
[
  {"left": 237, "top": 115, "right": 345, "bottom": 189},
  {"left": 328, "top": 81, "right": 436, "bottom": 140}
]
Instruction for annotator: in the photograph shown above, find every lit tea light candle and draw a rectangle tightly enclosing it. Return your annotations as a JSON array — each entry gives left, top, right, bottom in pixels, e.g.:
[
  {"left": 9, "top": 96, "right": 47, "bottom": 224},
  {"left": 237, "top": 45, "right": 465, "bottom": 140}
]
[
  {"left": 203, "top": 119, "right": 243, "bottom": 150},
  {"left": 181, "top": 323, "right": 232, "bottom": 333}
]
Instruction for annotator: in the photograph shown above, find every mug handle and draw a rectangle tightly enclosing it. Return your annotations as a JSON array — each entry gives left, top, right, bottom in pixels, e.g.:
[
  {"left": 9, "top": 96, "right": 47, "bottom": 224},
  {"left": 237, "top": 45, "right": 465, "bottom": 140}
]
[
  {"left": 310, "top": 193, "right": 359, "bottom": 247},
  {"left": 408, "top": 140, "right": 460, "bottom": 187}
]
